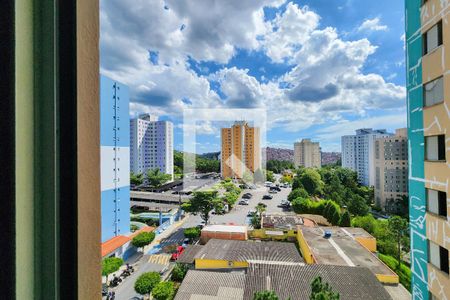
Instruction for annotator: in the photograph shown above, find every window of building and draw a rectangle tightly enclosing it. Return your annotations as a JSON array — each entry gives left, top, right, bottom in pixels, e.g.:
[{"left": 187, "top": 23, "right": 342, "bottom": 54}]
[
  {"left": 429, "top": 241, "right": 449, "bottom": 274},
  {"left": 423, "top": 21, "right": 443, "bottom": 55},
  {"left": 425, "top": 135, "right": 446, "bottom": 161},
  {"left": 424, "top": 77, "right": 444, "bottom": 107},
  {"left": 427, "top": 189, "right": 447, "bottom": 217}
]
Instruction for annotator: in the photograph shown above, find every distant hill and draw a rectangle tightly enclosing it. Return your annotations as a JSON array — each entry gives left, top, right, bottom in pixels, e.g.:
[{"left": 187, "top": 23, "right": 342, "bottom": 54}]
[
  {"left": 263, "top": 147, "right": 294, "bottom": 162},
  {"left": 321, "top": 152, "right": 341, "bottom": 166},
  {"left": 199, "top": 151, "right": 220, "bottom": 160}
]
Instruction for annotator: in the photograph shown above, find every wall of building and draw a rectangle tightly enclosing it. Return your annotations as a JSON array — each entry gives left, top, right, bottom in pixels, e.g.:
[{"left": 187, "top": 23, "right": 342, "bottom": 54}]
[
  {"left": 195, "top": 259, "right": 249, "bottom": 270},
  {"left": 374, "top": 130, "right": 408, "bottom": 212},
  {"left": 100, "top": 76, "right": 130, "bottom": 242},
  {"left": 294, "top": 139, "right": 321, "bottom": 168},
  {"left": 407, "top": 0, "right": 450, "bottom": 299}
]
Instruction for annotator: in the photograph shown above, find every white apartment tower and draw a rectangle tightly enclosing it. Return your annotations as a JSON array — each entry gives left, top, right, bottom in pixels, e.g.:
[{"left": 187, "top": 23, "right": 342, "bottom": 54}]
[
  {"left": 130, "top": 114, "right": 173, "bottom": 180},
  {"left": 341, "top": 128, "right": 392, "bottom": 186},
  {"left": 294, "top": 139, "right": 321, "bottom": 168}
]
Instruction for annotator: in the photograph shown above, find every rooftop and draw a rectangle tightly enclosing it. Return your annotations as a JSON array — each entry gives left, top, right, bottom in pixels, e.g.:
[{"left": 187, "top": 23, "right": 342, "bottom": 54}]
[
  {"left": 194, "top": 239, "right": 304, "bottom": 264},
  {"left": 175, "top": 264, "right": 392, "bottom": 300},
  {"left": 101, "top": 235, "right": 130, "bottom": 257},
  {"left": 299, "top": 226, "right": 396, "bottom": 277},
  {"left": 177, "top": 245, "right": 204, "bottom": 264},
  {"left": 261, "top": 213, "right": 304, "bottom": 230},
  {"left": 175, "top": 270, "right": 245, "bottom": 300},
  {"left": 202, "top": 224, "right": 247, "bottom": 233}
]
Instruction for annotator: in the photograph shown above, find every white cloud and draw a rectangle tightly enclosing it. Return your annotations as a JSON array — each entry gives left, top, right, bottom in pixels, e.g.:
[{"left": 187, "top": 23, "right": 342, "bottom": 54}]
[{"left": 357, "top": 17, "right": 388, "bottom": 32}]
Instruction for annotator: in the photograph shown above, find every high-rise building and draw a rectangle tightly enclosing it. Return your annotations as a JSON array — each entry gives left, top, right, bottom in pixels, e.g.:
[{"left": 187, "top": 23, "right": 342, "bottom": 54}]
[
  {"left": 221, "top": 121, "right": 260, "bottom": 179},
  {"left": 341, "top": 128, "right": 392, "bottom": 186},
  {"left": 130, "top": 114, "right": 173, "bottom": 180},
  {"left": 406, "top": 1, "right": 449, "bottom": 298},
  {"left": 293, "top": 139, "right": 321, "bottom": 168},
  {"left": 374, "top": 128, "right": 408, "bottom": 212},
  {"left": 100, "top": 75, "right": 130, "bottom": 242}
]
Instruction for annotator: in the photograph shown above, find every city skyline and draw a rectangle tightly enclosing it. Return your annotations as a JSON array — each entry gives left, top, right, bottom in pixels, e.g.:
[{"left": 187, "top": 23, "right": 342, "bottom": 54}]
[{"left": 100, "top": 0, "right": 407, "bottom": 153}]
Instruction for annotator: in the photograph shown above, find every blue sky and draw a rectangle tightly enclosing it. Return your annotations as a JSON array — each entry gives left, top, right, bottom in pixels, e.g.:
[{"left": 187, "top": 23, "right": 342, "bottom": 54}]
[{"left": 100, "top": 0, "right": 407, "bottom": 153}]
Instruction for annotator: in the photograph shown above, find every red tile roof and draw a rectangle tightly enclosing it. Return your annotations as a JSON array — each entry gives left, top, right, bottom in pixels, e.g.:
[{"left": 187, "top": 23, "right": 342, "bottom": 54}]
[{"left": 101, "top": 235, "right": 130, "bottom": 257}]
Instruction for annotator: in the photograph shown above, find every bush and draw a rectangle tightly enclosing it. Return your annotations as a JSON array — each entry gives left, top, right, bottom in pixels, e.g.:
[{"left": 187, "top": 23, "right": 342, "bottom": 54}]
[
  {"left": 183, "top": 227, "right": 201, "bottom": 239},
  {"left": 132, "top": 231, "right": 156, "bottom": 249},
  {"left": 152, "top": 281, "right": 175, "bottom": 300},
  {"left": 171, "top": 263, "right": 188, "bottom": 282},
  {"left": 288, "top": 188, "right": 309, "bottom": 202},
  {"left": 378, "top": 254, "right": 411, "bottom": 291},
  {"left": 253, "top": 290, "right": 279, "bottom": 300},
  {"left": 102, "top": 257, "right": 123, "bottom": 278},
  {"left": 134, "top": 272, "right": 161, "bottom": 296},
  {"left": 330, "top": 210, "right": 341, "bottom": 226}
]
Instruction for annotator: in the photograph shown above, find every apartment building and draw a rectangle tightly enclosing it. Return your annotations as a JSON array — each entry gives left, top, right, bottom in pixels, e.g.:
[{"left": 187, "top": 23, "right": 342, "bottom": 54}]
[
  {"left": 221, "top": 121, "right": 261, "bottom": 179},
  {"left": 341, "top": 128, "right": 392, "bottom": 186},
  {"left": 130, "top": 114, "right": 174, "bottom": 180},
  {"left": 100, "top": 75, "right": 130, "bottom": 243},
  {"left": 294, "top": 139, "right": 321, "bottom": 168},
  {"left": 406, "top": 1, "right": 450, "bottom": 299},
  {"left": 374, "top": 128, "right": 408, "bottom": 213}
]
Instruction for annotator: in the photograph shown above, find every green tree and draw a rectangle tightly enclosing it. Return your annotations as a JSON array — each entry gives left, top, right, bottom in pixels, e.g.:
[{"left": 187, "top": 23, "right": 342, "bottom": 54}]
[
  {"left": 351, "top": 215, "right": 377, "bottom": 234},
  {"left": 310, "top": 276, "right": 340, "bottom": 300},
  {"left": 255, "top": 202, "right": 267, "bottom": 215},
  {"left": 184, "top": 227, "right": 201, "bottom": 239},
  {"left": 291, "top": 197, "right": 312, "bottom": 214},
  {"left": 134, "top": 272, "right": 161, "bottom": 297},
  {"left": 330, "top": 210, "right": 341, "bottom": 226},
  {"left": 339, "top": 211, "right": 351, "bottom": 227},
  {"left": 347, "top": 194, "right": 369, "bottom": 216},
  {"left": 171, "top": 263, "right": 188, "bottom": 282},
  {"left": 253, "top": 290, "right": 279, "bottom": 300},
  {"left": 181, "top": 190, "right": 220, "bottom": 225},
  {"left": 132, "top": 231, "right": 156, "bottom": 251},
  {"left": 130, "top": 172, "right": 144, "bottom": 185},
  {"left": 288, "top": 188, "right": 309, "bottom": 202},
  {"left": 146, "top": 168, "right": 172, "bottom": 188},
  {"left": 388, "top": 216, "right": 409, "bottom": 267},
  {"left": 152, "top": 281, "right": 175, "bottom": 300},
  {"left": 266, "top": 170, "right": 275, "bottom": 182},
  {"left": 102, "top": 257, "right": 123, "bottom": 284},
  {"left": 251, "top": 214, "right": 262, "bottom": 229},
  {"left": 298, "top": 169, "right": 324, "bottom": 196}
]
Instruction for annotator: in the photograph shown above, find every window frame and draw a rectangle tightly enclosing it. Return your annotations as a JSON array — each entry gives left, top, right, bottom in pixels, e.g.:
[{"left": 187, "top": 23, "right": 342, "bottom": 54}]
[
  {"left": 423, "top": 76, "right": 444, "bottom": 107},
  {"left": 425, "top": 134, "right": 446, "bottom": 162},
  {"left": 422, "top": 20, "right": 443, "bottom": 55}
]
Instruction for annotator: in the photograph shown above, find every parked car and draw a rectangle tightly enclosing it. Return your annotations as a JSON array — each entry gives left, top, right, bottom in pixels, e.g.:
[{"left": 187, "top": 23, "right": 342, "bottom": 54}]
[
  {"left": 171, "top": 246, "right": 185, "bottom": 260},
  {"left": 242, "top": 193, "right": 252, "bottom": 199},
  {"left": 247, "top": 210, "right": 257, "bottom": 217},
  {"left": 262, "top": 194, "right": 273, "bottom": 200},
  {"left": 264, "top": 181, "right": 273, "bottom": 187},
  {"left": 279, "top": 199, "right": 290, "bottom": 208},
  {"left": 270, "top": 186, "right": 281, "bottom": 192},
  {"left": 269, "top": 189, "right": 277, "bottom": 194},
  {"left": 239, "top": 199, "right": 249, "bottom": 205},
  {"left": 182, "top": 238, "right": 191, "bottom": 246}
]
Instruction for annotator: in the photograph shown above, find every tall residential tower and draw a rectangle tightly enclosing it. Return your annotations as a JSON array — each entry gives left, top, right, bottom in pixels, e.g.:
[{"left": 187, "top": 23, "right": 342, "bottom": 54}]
[
  {"left": 100, "top": 75, "right": 130, "bottom": 242},
  {"left": 406, "top": 1, "right": 449, "bottom": 299},
  {"left": 341, "top": 128, "right": 392, "bottom": 186},
  {"left": 374, "top": 128, "right": 408, "bottom": 213},
  {"left": 130, "top": 114, "right": 174, "bottom": 180},
  {"left": 294, "top": 139, "right": 321, "bottom": 168},
  {"left": 221, "top": 121, "right": 261, "bottom": 179}
]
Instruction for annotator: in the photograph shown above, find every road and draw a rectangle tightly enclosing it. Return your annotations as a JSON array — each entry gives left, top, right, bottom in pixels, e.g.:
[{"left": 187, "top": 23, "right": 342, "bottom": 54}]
[{"left": 113, "top": 183, "right": 291, "bottom": 299}]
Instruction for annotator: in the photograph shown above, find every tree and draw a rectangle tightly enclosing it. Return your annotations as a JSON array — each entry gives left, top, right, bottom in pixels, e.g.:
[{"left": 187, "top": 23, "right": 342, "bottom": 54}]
[
  {"left": 347, "top": 194, "right": 369, "bottom": 216},
  {"left": 243, "top": 170, "right": 254, "bottom": 184},
  {"left": 181, "top": 190, "right": 220, "bottom": 225},
  {"left": 339, "top": 211, "right": 351, "bottom": 227},
  {"left": 310, "top": 276, "right": 339, "bottom": 300},
  {"left": 291, "top": 197, "right": 312, "bottom": 214},
  {"left": 266, "top": 170, "right": 275, "bottom": 182},
  {"left": 255, "top": 203, "right": 267, "bottom": 215},
  {"left": 152, "top": 281, "right": 175, "bottom": 300},
  {"left": 330, "top": 210, "right": 341, "bottom": 226},
  {"left": 388, "top": 216, "right": 409, "bottom": 268},
  {"left": 288, "top": 188, "right": 309, "bottom": 202},
  {"left": 134, "top": 272, "right": 161, "bottom": 297},
  {"left": 132, "top": 231, "right": 156, "bottom": 251},
  {"left": 253, "top": 290, "right": 279, "bottom": 300},
  {"left": 251, "top": 214, "right": 262, "bottom": 229},
  {"left": 102, "top": 257, "right": 123, "bottom": 284},
  {"left": 298, "top": 169, "right": 324, "bottom": 196},
  {"left": 351, "top": 215, "right": 377, "bottom": 234},
  {"left": 171, "top": 263, "right": 188, "bottom": 282},
  {"left": 146, "top": 168, "right": 171, "bottom": 188},
  {"left": 184, "top": 227, "right": 201, "bottom": 239},
  {"left": 130, "top": 172, "right": 144, "bottom": 185}
]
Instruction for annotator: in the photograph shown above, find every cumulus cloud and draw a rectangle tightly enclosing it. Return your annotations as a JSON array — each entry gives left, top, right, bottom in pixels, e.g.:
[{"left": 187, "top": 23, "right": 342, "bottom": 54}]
[
  {"left": 100, "top": 0, "right": 406, "bottom": 138},
  {"left": 357, "top": 17, "right": 388, "bottom": 32}
]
